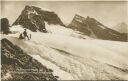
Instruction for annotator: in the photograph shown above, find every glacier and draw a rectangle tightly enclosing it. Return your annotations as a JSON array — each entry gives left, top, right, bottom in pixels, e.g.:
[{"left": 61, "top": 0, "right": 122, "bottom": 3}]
[{"left": 3, "top": 24, "right": 128, "bottom": 80}]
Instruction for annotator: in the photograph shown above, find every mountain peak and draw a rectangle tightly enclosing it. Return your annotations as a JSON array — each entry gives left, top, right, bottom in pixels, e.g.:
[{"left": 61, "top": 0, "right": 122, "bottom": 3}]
[
  {"left": 74, "top": 14, "right": 90, "bottom": 19},
  {"left": 24, "top": 5, "right": 41, "bottom": 10},
  {"left": 73, "top": 14, "right": 87, "bottom": 23},
  {"left": 24, "top": 5, "right": 31, "bottom": 9},
  {"left": 73, "top": 14, "right": 96, "bottom": 24},
  {"left": 113, "top": 22, "right": 128, "bottom": 33},
  {"left": 13, "top": 5, "right": 65, "bottom": 32},
  {"left": 120, "top": 22, "right": 127, "bottom": 26},
  {"left": 74, "top": 14, "right": 85, "bottom": 19},
  {"left": 68, "top": 14, "right": 127, "bottom": 41}
]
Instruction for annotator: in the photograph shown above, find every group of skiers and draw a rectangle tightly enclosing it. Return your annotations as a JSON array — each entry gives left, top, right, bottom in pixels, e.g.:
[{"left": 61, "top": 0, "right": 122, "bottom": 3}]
[{"left": 19, "top": 29, "right": 31, "bottom": 40}]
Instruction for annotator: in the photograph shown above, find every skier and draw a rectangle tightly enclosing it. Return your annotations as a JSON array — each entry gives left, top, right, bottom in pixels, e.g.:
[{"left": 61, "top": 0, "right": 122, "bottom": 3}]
[{"left": 23, "top": 29, "right": 30, "bottom": 40}]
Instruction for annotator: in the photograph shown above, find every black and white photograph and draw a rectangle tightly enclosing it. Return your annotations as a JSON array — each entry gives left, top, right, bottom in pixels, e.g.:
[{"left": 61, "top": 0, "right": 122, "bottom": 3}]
[{"left": 0, "top": 0, "right": 128, "bottom": 80}]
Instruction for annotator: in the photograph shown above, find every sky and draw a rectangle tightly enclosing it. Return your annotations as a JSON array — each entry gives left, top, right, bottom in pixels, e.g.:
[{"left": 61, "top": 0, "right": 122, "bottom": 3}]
[{"left": 1, "top": 1, "right": 128, "bottom": 28}]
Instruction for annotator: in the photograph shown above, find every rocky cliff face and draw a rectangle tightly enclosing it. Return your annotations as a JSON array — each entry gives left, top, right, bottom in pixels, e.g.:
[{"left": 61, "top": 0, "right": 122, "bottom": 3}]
[
  {"left": 1, "top": 18, "right": 10, "bottom": 34},
  {"left": 1, "top": 38, "right": 58, "bottom": 81},
  {"left": 13, "top": 5, "right": 65, "bottom": 32},
  {"left": 68, "top": 14, "right": 127, "bottom": 41}
]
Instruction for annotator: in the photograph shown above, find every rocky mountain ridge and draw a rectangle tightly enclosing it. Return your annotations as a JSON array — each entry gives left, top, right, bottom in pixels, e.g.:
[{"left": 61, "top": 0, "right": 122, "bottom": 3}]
[
  {"left": 12, "top": 5, "right": 127, "bottom": 41},
  {"left": 68, "top": 14, "right": 127, "bottom": 41},
  {"left": 13, "top": 5, "right": 65, "bottom": 32}
]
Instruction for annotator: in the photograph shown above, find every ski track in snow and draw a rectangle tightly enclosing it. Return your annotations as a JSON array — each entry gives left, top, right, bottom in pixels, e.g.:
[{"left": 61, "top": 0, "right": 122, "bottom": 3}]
[{"left": 4, "top": 25, "right": 128, "bottom": 80}]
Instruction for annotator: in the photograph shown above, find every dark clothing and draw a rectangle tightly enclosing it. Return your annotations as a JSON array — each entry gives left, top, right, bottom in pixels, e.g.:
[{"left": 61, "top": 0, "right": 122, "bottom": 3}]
[
  {"left": 29, "top": 34, "right": 31, "bottom": 39},
  {"left": 23, "top": 31, "right": 27, "bottom": 36},
  {"left": 25, "top": 35, "right": 30, "bottom": 40},
  {"left": 23, "top": 30, "right": 29, "bottom": 40},
  {"left": 19, "top": 34, "right": 24, "bottom": 39}
]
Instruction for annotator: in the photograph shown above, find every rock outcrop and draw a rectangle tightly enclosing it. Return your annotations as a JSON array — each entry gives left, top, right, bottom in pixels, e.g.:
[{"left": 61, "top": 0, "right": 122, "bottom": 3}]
[
  {"left": 13, "top": 5, "right": 65, "bottom": 32},
  {"left": 1, "top": 18, "right": 10, "bottom": 34},
  {"left": 1, "top": 38, "right": 58, "bottom": 81}
]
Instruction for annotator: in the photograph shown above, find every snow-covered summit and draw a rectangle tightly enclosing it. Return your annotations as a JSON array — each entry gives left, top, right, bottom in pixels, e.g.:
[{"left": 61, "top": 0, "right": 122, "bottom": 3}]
[
  {"left": 113, "top": 22, "right": 128, "bottom": 33},
  {"left": 12, "top": 5, "right": 65, "bottom": 32}
]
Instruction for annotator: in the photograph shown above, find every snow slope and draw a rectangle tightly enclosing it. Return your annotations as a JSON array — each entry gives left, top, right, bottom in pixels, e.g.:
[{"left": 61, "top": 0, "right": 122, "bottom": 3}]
[{"left": 5, "top": 25, "right": 128, "bottom": 80}]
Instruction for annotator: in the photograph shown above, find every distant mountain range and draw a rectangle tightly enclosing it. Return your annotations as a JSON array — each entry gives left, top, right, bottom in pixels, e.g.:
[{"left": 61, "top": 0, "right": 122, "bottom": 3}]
[
  {"left": 112, "top": 22, "right": 128, "bottom": 33},
  {"left": 68, "top": 14, "right": 127, "bottom": 41},
  {"left": 12, "top": 5, "right": 127, "bottom": 42}
]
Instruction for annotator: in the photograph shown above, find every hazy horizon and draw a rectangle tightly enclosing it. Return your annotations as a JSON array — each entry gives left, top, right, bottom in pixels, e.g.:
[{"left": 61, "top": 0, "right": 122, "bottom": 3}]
[{"left": 1, "top": 1, "right": 128, "bottom": 28}]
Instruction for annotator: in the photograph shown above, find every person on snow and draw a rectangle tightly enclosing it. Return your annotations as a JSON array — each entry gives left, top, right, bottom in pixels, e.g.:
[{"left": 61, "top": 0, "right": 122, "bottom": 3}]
[
  {"left": 19, "top": 33, "right": 24, "bottom": 39},
  {"left": 23, "top": 29, "right": 30, "bottom": 40}
]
